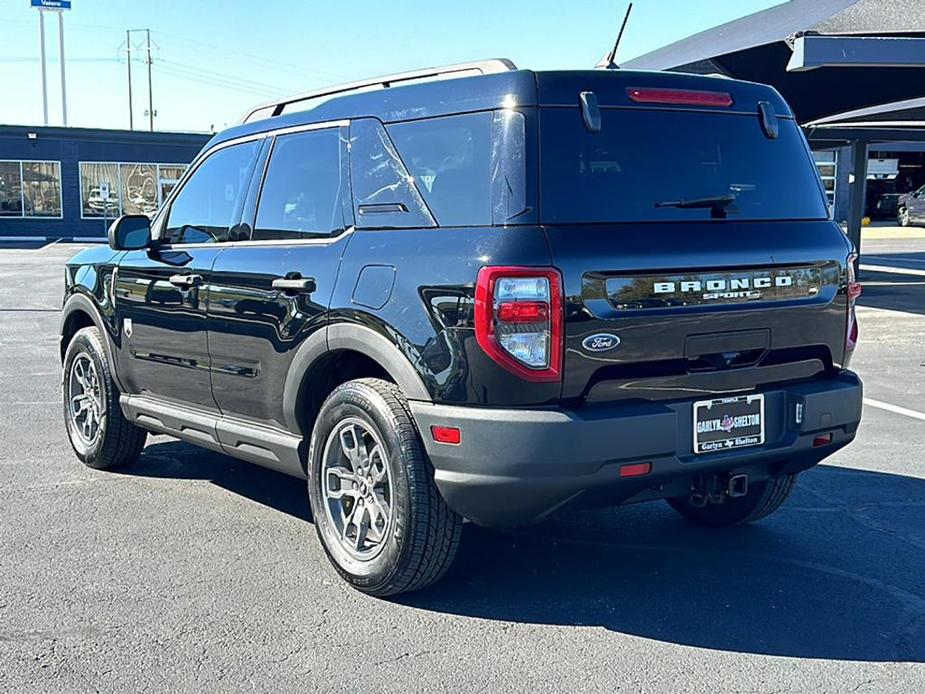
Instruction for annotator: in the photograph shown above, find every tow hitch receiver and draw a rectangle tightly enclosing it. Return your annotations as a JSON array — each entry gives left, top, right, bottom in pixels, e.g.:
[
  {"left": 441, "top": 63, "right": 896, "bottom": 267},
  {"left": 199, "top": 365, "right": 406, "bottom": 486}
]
[{"left": 688, "top": 474, "right": 749, "bottom": 507}]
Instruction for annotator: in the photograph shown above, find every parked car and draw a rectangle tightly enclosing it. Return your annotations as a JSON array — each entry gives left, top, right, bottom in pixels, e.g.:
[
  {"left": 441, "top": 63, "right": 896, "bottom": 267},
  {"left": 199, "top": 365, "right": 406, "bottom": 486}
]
[
  {"left": 898, "top": 184, "right": 925, "bottom": 226},
  {"left": 60, "top": 61, "right": 863, "bottom": 596}
]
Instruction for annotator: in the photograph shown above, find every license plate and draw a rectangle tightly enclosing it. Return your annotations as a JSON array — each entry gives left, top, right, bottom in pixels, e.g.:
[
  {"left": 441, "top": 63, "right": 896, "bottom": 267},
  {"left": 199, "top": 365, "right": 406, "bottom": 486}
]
[{"left": 693, "top": 394, "right": 765, "bottom": 454}]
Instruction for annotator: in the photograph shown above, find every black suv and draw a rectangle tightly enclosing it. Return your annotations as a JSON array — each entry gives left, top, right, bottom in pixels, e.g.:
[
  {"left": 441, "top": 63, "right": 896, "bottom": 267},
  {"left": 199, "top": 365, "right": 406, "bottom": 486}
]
[{"left": 61, "top": 60, "right": 863, "bottom": 596}]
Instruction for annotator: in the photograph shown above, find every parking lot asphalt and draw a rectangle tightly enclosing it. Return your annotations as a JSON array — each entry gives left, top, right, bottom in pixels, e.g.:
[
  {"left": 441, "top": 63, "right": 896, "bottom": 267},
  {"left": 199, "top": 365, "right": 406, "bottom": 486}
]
[{"left": 1, "top": 239, "right": 924, "bottom": 693}]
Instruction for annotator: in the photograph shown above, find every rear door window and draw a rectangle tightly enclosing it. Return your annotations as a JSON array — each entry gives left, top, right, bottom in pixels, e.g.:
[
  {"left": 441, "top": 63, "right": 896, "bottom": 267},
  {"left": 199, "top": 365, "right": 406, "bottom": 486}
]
[
  {"left": 539, "top": 108, "right": 829, "bottom": 224},
  {"left": 253, "top": 127, "right": 348, "bottom": 241}
]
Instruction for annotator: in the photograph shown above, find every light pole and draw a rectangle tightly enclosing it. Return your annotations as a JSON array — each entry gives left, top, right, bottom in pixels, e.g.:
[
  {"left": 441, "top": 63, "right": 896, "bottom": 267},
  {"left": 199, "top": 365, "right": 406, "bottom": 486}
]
[
  {"left": 32, "top": 0, "right": 70, "bottom": 126},
  {"left": 38, "top": 9, "right": 48, "bottom": 125}
]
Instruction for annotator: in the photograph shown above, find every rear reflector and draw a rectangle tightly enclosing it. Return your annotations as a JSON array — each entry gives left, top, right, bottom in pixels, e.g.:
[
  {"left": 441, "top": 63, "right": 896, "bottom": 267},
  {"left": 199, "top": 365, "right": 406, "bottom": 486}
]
[
  {"left": 431, "top": 426, "right": 461, "bottom": 445},
  {"left": 619, "top": 462, "right": 652, "bottom": 478},
  {"left": 626, "top": 87, "right": 733, "bottom": 107},
  {"left": 813, "top": 433, "right": 833, "bottom": 447},
  {"left": 847, "top": 281, "right": 863, "bottom": 301}
]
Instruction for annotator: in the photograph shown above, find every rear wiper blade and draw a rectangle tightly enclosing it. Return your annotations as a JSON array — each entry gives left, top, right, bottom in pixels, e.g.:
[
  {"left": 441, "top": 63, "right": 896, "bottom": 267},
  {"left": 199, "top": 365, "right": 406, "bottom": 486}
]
[{"left": 654, "top": 193, "right": 738, "bottom": 219}]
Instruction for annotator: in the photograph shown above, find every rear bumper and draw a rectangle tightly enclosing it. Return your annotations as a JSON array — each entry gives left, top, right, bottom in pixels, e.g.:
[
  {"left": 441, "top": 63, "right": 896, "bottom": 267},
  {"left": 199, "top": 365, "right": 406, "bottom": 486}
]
[{"left": 410, "top": 372, "right": 862, "bottom": 527}]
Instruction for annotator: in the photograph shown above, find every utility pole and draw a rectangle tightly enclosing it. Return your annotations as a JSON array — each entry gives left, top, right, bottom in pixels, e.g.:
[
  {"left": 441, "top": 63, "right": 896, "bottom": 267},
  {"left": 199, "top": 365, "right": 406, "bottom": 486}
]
[
  {"left": 126, "top": 30, "right": 133, "bottom": 129},
  {"left": 38, "top": 10, "right": 48, "bottom": 125},
  {"left": 145, "top": 29, "right": 154, "bottom": 132},
  {"left": 58, "top": 10, "right": 67, "bottom": 126}
]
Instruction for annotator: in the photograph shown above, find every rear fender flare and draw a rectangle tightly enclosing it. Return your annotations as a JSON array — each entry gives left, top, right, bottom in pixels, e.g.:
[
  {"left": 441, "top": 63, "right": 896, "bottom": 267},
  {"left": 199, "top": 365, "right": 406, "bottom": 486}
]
[{"left": 282, "top": 323, "right": 431, "bottom": 435}]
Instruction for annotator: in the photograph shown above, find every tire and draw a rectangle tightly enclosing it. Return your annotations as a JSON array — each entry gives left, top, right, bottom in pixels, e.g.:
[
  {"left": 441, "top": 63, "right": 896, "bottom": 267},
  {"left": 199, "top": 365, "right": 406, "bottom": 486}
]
[
  {"left": 666, "top": 473, "right": 797, "bottom": 527},
  {"left": 898, "top": 207, "right": 911, "bottom": 227},
  {"left": 307, "top": 378, "right": 462, "bottom": 597},
  {"left": 63, "top": 326, "right": 147, "bottom": 470}
]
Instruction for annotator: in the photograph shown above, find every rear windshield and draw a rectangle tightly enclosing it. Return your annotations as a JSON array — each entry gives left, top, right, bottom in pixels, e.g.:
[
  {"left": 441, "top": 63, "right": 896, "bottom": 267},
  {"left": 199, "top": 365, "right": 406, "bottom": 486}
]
[{"left": 539, "top": 108, "right": 829, "bottom": 224}]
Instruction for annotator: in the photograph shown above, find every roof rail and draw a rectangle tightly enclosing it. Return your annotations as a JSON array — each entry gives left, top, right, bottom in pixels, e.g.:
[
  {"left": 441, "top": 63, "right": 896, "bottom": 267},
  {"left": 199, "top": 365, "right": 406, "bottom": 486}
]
[{"left": 240, "top": 58, "right": 517, "bottom": 124}]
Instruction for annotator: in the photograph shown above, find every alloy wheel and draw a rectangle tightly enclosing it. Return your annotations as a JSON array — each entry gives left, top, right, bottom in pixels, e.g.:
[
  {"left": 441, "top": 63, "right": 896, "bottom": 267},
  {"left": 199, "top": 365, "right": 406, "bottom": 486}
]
[
  {"left": 68, "top": 353, "right": 104, "bottom": 445},
  {"left": 320, "top": 417, "right": 393, "bottom": 560}
]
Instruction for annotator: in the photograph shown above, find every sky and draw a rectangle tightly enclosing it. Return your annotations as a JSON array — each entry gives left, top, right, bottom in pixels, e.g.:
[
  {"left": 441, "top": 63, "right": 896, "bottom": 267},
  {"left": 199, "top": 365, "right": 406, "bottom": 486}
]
[{"left": 0, "top": 0, "right": 785, "bottom": 133}]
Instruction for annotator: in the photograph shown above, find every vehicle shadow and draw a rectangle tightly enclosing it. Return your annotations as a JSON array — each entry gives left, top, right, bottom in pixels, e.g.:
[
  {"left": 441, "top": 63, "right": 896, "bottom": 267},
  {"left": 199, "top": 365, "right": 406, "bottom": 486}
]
[
  {"left": 406, "top": 465, "right": 925, "bottom": 663},
  {"left": 126, "top": 441, "right": 925, "bottom": 662},
  {"left": 858, "top": 266, "right": 925, "bottom": 315},
  {"left": 128, "top": 438, "right": 311, "bottom": 521}
]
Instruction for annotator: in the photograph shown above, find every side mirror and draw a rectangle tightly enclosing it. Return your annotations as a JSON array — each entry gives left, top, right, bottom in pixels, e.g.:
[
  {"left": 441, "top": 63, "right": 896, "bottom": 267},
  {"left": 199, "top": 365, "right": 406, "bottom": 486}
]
[{"left": 108, "top": 214, "right": 152, "bottom": 251}]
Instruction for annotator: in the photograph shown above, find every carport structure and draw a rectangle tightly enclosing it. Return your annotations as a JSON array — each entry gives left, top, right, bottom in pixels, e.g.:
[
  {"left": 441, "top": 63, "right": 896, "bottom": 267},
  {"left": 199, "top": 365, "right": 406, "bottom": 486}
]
[{"left": 620, "top": 0, "right": 925, "bottom": 258}]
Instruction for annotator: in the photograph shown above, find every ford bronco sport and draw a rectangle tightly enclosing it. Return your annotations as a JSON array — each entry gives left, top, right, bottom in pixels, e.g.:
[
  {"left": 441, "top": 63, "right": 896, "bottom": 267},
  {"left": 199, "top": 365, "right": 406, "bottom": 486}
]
[{"left": 61, "top": 60, "right": 863, "bottom": 596}]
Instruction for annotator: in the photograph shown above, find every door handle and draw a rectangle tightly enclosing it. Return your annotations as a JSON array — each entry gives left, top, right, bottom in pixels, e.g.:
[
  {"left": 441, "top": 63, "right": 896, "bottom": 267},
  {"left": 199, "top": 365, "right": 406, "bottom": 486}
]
[
  {"left": 168, "top": 273, "right": 203, "bottom": 289},
  {"left": 272, "top": 277, "right": 317, "bottom": 294}
]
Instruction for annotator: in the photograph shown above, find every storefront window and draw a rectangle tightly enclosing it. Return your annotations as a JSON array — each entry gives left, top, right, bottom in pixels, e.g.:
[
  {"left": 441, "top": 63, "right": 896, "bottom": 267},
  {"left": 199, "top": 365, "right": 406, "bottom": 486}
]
[
  {"left": 22, "top": 161, "right": 62, "bottom": 217},
  {"left": 80, "top": 163, "right": 122, "bottom": 218},
  {"left": 0, "top": 162, "right": 22, "bottom": 217},
  {"left": 81, "top": 161, "right": 190, "bottom": 218},
  {"left": 157, "top": 164, "right": 188, "bottom": 206},
  {"left": 120, "top": 163, "right": 159, "bottom": 216}
]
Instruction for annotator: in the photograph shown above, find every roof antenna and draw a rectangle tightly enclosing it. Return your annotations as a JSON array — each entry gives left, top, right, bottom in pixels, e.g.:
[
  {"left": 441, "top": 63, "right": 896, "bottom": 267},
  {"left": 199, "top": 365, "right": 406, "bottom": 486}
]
[{"left": 601, "top": 2, "right": 633, "bottom": 70}]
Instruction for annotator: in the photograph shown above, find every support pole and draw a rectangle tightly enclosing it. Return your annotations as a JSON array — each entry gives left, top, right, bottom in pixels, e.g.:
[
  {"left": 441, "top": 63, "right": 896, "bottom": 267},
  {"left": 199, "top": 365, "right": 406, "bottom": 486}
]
[
  {"left": 847, "top": 140, "right": 868, "bottom": 265},
  {"left": 146, "top": 29, "right": 154, "bottom": 132},
  {"left": 38, "top": 10, "right": 48, "bottom": 126},
  {"left": 126, "top": 30, "right": 133, "bottom": 130},
  {"left": 58, "top": 10, "right": 67, "bottom": 126}
]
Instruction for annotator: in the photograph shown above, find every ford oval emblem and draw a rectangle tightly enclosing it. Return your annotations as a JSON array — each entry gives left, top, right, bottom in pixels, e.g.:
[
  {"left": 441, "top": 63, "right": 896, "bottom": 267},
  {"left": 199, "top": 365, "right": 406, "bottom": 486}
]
[{"left": 582, "top": 333, "right": 621, "bottom": 352}]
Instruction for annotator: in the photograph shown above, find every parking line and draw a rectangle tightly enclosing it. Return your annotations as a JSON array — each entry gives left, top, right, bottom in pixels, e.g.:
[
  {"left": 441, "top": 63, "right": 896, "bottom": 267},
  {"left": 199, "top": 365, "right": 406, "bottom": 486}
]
[
  {"left": 860, "top": 264, "right": 925, "bottom": 278},
  {"left": 864, "top": 398, "right": 925, "bottom": 422},
  {"left": 864, "top": 254, "right": 925, "bottom": 267}
]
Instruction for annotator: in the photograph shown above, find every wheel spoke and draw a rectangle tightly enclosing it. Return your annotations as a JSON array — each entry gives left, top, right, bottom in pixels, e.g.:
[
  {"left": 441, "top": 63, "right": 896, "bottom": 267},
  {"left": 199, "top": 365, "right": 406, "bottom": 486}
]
[
  {"left": 71, "top": 394, "right": 87, "bottom": 415},
  {"left": 73, "top": 359, "right": 87, "bottom": 390},
  {"left": 326, "top": 467, "right": 358, "bottom": 500},
  {"left": 344, "top": 502, "right": 369, "bottom": 550},
  {"left": 369, "top": 492, "right": 390, "bottom": 530},
  {"left": 338, "top": 424, "right": 366, "bottom": 472},
  {"left": 369, "top": 445, "right": 387, "bottom": 483},
  {"left": 82, "top": 408, "right": 95, "bottom": 439}
]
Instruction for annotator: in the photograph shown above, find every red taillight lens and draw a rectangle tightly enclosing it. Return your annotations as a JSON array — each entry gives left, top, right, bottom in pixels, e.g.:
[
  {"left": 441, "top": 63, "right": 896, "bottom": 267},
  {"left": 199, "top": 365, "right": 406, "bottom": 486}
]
[
  {"left": 845, "top": 253, "right": 861, "bottom": 352},
  {"left": 497, "top": 301, "right": 549, "bottom": 323},
  {"left": 474, "top": 267, "right": 563, "bottom": 383},
  {"left": 626, "top": 87, "right": 733, "bottom": 107}
]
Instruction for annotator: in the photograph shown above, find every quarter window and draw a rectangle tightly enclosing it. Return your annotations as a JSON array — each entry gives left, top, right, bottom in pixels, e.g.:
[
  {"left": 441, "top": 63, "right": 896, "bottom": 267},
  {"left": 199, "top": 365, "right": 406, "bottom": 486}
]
[
  {"left": 253, "top": 128, "right": 346, "bottom": 241},
  {"left": 163, "top": 141, "right": 259, "bottom": 245},
  {"left": 386, "top": 112, "right": 493, "bottom": 227}
]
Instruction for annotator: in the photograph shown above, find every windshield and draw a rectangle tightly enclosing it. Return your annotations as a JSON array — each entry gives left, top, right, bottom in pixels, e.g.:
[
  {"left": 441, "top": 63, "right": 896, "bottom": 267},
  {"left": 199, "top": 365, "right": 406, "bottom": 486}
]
[{"left": 539, "top": 107, "right": 829, "bottom": 224}]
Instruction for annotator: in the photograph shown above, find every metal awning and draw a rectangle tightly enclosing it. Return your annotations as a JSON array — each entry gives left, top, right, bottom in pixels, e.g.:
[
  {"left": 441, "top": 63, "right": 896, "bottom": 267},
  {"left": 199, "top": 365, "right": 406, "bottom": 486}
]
[
  {"left": 621, "top": 0, "right": 925, "bottom": 123},
  {"left": 806, "top": 97, "right": 925, "bottom": 145}
]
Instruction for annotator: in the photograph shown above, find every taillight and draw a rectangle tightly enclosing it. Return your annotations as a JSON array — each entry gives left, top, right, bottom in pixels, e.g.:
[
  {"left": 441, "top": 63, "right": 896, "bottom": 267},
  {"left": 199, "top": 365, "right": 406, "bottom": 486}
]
[
  {"left": 626, "top": 87, "right": 733, "bottom": 107},
  {"left": 474, "top": 267, "right": 563, "bottom": 382},
  {"left": 846, "top": 252, "right": 862, "bottom": 352}
]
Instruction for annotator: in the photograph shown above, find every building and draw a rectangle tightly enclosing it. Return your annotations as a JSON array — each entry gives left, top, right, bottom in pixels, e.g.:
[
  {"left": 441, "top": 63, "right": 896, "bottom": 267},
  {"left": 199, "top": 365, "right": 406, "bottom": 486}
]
[{"left": 0, "top": 125, "right": 210, "bottom": 241}]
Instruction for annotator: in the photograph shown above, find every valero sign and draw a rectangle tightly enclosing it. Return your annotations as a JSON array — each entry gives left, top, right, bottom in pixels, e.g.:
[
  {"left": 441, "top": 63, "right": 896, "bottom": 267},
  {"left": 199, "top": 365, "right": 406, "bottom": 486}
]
[{"left": 31, "top": 0, "right": 72, "bottom": 9}]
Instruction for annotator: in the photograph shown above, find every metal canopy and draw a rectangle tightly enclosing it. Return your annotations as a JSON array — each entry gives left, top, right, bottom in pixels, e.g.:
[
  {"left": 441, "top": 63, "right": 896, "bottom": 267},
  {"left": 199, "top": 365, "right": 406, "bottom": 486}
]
[
  {"left": 806, "top": 97, "right": 925, "bottom": 145},
  {"left": 622, "top": 0, "right": 925, "bottom": 123}
]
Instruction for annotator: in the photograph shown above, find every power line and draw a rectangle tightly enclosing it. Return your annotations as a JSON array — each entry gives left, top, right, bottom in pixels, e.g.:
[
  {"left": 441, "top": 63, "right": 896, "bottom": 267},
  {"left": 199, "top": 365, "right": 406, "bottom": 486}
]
[
  {"left": 156, "top": 64, "right": 287, "bottom": 99},
  {"left": 155, "top": 33, "right": 350, "bottom": 82},
  {"left": 159, "top": 58, "right": 296, "bottom": 95}
]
